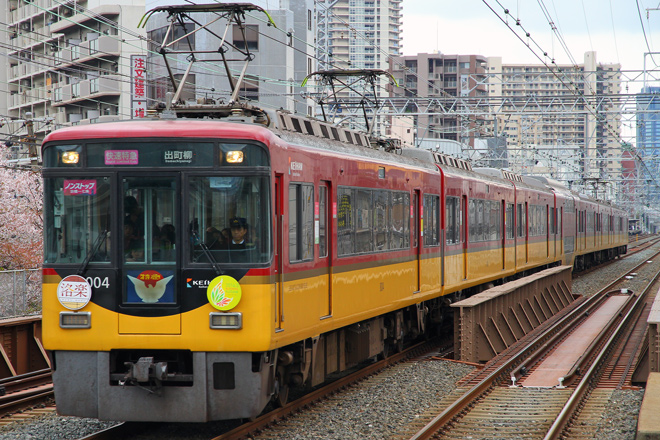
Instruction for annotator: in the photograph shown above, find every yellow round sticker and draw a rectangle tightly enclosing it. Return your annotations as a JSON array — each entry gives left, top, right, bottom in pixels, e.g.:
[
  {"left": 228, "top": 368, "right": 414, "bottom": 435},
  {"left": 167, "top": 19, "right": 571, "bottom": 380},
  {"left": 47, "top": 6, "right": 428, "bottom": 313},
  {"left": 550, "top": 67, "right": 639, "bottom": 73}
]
[{"left": 206, "top": 275, "right": 242, "bottom": 311}]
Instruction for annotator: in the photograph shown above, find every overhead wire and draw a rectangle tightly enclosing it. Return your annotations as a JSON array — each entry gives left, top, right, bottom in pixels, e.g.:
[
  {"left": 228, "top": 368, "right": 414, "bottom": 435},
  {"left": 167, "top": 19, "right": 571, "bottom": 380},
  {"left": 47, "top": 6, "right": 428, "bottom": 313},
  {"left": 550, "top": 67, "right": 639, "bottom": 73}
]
[
  {"left": 637, "top": 0, "right": 658, "bottom": 66},
  {"left": 29, "top": 0, "right": 317, "bottom": 108},
  {"left": 484, "top": 0, "right": 660, "bottom": 193},
  {"left": 5, "top": 0, "right": 646, "bottom": 174}
]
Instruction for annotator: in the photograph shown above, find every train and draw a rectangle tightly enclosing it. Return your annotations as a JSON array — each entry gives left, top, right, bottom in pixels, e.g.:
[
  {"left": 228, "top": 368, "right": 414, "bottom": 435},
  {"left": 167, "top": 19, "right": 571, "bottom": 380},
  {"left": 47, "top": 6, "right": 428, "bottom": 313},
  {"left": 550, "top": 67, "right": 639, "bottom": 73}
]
[{"left": 41, "top": 106, "right": 628, "bottom": 422}]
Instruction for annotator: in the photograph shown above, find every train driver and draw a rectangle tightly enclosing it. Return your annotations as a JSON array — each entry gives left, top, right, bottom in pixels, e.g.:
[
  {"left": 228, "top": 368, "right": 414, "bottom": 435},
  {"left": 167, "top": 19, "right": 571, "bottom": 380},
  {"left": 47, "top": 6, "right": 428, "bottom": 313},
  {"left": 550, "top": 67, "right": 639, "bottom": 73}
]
[
  {"left": 228, "top": 217, "right": 249, "bottom": 249},
  {"left": 226, "top": 217, "right": 254, "bottom": 263}
]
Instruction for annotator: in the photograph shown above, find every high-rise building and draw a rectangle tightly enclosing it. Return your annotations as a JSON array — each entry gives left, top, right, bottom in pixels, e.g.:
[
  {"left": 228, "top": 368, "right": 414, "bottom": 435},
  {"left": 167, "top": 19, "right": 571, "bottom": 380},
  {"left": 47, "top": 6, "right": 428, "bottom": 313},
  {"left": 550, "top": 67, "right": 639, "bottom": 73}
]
[
  {"left": 389, "top": 52, "right": 489, "bottom": 148},
  {"left": 488, "top": 51, "right": 622, "bottom": 197},
  {"left": 316, "top": 0, "right": 402, "bottom": 133},
  {"left": 2, "top": 0, "right": 147, "bottom": 151},
  {"left": 317, "top": 0, "right": 402, "bottom": 71},
  {"left": 636, "top": 86, "right": 660, "bottom": 202}
]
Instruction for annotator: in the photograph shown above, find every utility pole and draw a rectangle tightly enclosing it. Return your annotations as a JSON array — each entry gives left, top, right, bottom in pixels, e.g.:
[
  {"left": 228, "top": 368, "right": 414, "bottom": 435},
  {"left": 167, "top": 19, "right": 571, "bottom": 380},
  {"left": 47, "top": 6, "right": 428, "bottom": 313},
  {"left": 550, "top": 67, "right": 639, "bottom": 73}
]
[{"left": 24, "top": 112, "right": 37, "bottom": 164}]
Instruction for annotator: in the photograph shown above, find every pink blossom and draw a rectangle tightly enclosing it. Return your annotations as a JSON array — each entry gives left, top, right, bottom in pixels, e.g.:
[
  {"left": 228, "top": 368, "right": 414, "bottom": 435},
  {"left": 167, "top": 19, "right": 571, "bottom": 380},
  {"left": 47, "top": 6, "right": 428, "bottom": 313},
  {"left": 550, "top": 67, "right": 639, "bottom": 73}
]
[{"left": 0, "top": 145, "right": 42, "bottom": 269}]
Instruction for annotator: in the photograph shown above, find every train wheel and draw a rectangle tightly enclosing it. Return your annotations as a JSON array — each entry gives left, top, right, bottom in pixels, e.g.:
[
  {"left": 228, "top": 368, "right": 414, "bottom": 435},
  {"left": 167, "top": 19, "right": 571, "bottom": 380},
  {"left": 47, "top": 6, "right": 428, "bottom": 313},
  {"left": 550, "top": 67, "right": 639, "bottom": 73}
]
[{"left": 274, "top": 372, "right": 289, "bottom": 407}]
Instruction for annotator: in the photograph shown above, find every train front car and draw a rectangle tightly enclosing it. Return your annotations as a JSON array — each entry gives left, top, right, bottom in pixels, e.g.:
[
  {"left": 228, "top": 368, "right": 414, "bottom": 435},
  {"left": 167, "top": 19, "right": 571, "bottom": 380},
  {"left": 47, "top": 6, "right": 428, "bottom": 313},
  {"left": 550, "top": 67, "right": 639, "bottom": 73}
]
[{"left": 42, "top": 120, "right": 277, "bottom": 422}]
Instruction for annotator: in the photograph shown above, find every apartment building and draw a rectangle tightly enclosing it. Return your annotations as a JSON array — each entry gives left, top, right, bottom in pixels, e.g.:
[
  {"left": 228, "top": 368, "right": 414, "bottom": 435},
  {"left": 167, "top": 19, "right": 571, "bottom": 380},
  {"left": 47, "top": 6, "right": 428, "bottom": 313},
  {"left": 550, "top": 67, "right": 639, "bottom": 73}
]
[
  {"left": 3, "top": 0, "right": 147, "bottom": 146},
  {"left": 317, "top": 0, "right": 402, "bottom": 70},
  {"left": 389, "top": 52, "right": 489, "bottom": 148},
  {"left": 488, "top": 51, "right": 622, "bottom": 195},
  {"left": 316, "top": 0, "right": 402, "bottom": 133},
  {"left": 636, "top": 86, "right": 660, "bottom": 203}
]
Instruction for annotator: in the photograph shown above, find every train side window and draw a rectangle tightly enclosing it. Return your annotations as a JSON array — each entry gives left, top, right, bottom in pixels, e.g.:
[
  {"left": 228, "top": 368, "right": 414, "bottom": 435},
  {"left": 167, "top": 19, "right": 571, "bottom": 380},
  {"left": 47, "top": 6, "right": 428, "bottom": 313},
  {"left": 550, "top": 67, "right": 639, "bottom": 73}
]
[
  {"left": 517, "top": 203, "right": 526, "bottom": 237},
  {"left": 423, "top": 194, "right": 440, "bottom": 247},
  {"left": 374, "top": 191, "right": 389, "bottom": 251},
  {"left": 468, "top": 199, "right": 476, "bottom": 242},
  {"left": 337, "top": 187, "right": 409, "bottom": 257},
  {"left": 289, "top": 183, "right": 314, "bottom": 263},
  {"left": 477, "top": 200, "right": 485, "bottom": 241},
  {"left": 468, "top": 199, "right": 487, "bottom": 242},
  {"left": 355, "top": 189, "right": 373, "bottom": 253},
  {"left": 488, "top": 200, "right": 501, "bottom": 241},
  {"left": 506, "top": 203, "right": 514, "bottom": 239},
  {"left": 391, "top": 191, "right": 410, "bottom": 250},
  {"left": 337, "top": 187, "right": 355, "bottom": 255},
  {"left": 446, "top": 196, "right": 460, "bottom": 244},
  {"left": 550, "top": 207, "right": 555, "bottom": 234}
]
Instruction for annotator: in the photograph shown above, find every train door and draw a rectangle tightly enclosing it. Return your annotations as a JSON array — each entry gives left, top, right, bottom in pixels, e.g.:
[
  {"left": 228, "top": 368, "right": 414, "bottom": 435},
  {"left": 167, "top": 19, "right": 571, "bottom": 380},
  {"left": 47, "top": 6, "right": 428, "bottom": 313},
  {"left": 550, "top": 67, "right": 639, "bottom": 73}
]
[
  {"left": 501, "top": 200, "right": 506, "bottom": 270},
  {"left": 525, "top": 202, "right": 529, "bottom": 263},
  {"left": 275, "top": 174, "right": 284, "bottom": 330},
  {"left": 319, "top": 181, "right": 331, "bottom": 317},
  {"left": 462, "top": 196, "right": 468, "bottom": 280},
  {"left": 546, "top": 204, "right": 550, "bottom": 258},
  {"left": 413, "top": 190, "right": 421, "bottom": 293},
  {"left": 119, "top": 174, "right": 179, "bottom": 335},
  {"left": 560, "top": 207, "right": 563, "bottom": 255},
  {"left": 576, "top": 210, "right": 581, "bottom": 252}
]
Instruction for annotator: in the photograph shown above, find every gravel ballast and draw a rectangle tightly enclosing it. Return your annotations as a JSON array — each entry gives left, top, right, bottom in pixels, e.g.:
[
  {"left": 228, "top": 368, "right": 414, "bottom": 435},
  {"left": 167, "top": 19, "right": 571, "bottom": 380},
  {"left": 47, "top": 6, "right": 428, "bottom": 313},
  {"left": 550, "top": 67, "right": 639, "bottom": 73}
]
[{"left": 3, "top": 240, "right": 656, "bottom": 440}]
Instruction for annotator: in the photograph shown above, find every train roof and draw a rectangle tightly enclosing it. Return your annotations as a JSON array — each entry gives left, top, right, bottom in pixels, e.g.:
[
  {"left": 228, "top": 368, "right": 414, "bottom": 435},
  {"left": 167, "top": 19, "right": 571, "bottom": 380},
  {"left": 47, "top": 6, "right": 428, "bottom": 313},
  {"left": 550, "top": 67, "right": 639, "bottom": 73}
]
[
  {"left": 41, "top": 118, "right": 441, "bottom": 173},
  {"left": 473, "top": 167, "right": 555, "bottom": 193},
  {"left": 42, "top": 118, "right": 278, "bottom": 146}
]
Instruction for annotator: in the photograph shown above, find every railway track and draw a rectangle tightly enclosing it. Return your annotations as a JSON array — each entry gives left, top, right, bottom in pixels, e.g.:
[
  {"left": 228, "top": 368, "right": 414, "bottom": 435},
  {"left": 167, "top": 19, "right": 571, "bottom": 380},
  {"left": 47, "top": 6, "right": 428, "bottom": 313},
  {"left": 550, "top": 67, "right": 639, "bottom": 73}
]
[
  {"left": 0, "top": 369, "right": 54, "bottom": 418},
  {"left": 403, "top": 248, "right": 660, "bottom": 440},
  {"left": 0, "top": 240, "right": 653, "bottom": 438},
  {"left": 74, "top": 339, "right": 457, "bottom": 440}
]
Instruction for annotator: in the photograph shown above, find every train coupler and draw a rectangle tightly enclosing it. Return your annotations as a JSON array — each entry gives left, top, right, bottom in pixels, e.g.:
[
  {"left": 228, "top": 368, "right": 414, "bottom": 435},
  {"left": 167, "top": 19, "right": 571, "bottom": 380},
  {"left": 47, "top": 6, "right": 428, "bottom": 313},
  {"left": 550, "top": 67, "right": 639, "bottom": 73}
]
[{"left": 119, "top": 356, "right": 168, "bottom": 392}]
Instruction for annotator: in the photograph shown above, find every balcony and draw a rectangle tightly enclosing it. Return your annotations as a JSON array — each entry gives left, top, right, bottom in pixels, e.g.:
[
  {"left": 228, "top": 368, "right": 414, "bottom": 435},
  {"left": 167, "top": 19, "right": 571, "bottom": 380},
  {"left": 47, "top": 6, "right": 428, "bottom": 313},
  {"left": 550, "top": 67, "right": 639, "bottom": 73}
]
[
  {"left": 53, "top": 36, "right": 120, "bottom": 71},
  {"left": 50, "top": 5, "right": 121, "bottom": 33},
  {"left": 51, "top": 75, "right": 122, "bottom": 107},
  {"left": 8, "top": 86, "right": 50, "bottom": 109}
]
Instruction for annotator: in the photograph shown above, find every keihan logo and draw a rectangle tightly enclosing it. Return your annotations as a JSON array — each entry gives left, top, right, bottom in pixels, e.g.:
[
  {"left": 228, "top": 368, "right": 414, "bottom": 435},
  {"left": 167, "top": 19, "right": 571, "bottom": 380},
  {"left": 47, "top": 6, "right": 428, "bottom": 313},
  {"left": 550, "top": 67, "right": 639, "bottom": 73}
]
[{"left": 206, "top": 275, "right": 242, "bottom": 311}]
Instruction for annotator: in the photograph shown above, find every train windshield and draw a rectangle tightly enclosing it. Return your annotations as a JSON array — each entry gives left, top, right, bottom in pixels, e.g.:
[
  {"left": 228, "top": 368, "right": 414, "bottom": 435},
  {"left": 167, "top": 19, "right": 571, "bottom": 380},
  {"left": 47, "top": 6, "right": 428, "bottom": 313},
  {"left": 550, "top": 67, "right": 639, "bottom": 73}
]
[
  {"left": 189, "top": 175, "right": 271, "bottom": 264},
  {"left": 44, "top": 177, "right": 112, "bottom": 264}
]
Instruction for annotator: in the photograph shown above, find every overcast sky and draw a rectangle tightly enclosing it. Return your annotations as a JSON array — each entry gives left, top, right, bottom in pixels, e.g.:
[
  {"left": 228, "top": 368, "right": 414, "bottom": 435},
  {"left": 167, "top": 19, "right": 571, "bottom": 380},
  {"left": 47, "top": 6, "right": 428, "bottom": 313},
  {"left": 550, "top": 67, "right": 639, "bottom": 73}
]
[
  {"left": 144, "top": 0, "right": 660, "bottom": 88},
  {"left": 402, "top": 0, "right": 660, "bottom": 77}
]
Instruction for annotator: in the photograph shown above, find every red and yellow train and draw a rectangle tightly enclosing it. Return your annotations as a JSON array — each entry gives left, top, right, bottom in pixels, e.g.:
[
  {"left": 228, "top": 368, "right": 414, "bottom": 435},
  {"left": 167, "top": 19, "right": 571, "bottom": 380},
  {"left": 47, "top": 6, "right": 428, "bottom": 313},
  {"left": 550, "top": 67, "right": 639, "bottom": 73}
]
[{"left": 41, "top": 108, "right": 627, "bottom": 422}]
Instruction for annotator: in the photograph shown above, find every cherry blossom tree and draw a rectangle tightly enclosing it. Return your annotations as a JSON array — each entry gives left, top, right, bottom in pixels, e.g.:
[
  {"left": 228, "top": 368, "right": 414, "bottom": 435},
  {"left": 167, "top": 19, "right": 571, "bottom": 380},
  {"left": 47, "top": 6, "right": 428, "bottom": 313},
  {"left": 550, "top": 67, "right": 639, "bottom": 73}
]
[{"left": 0, "top": 144, "right": 42, "bottom": 269}]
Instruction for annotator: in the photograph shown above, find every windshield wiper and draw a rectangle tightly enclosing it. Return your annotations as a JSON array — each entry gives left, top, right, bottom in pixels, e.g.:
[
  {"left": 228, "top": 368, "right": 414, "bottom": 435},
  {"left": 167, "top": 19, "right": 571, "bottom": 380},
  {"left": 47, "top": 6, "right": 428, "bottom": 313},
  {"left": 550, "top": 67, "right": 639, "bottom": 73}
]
[
  {"left": 77, "top": 229, "right": 108, "bottom": 276},
  {"left": 192, "top": 230, "right": 224, "bottom": 275}
]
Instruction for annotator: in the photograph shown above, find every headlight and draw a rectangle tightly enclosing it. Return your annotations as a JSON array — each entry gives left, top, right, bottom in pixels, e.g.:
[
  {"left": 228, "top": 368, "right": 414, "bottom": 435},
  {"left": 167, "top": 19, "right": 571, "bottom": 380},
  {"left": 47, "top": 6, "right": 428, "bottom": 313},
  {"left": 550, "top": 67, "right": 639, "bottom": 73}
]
[
  {"left": 61, "top": 151, "right": 80, "bottom": 164},
  {"left": 225, "top": 151, "right": 244, "bottom": 163}
]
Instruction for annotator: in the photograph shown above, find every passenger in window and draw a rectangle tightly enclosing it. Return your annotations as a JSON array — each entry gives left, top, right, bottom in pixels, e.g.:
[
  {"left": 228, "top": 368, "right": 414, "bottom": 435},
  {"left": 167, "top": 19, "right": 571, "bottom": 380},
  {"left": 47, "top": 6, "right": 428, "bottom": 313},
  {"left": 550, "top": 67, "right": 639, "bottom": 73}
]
[
  {"left": 124, "top": 223, "right": 139, "bottom": 251},
  {"left": 124, "top": 195, "right": 144, "bottom": 245},
  {"left": 154, "top": 224, "right": 176, "bottom": 259},
  {"left": 124, "top": 196, "right": 143, "bottom": 230},
  {"left": 126, "top": 242, "right": 145, "bottom": 262},
  {"left": 205, "top": 226, "right": 226, "bottom": 250}
]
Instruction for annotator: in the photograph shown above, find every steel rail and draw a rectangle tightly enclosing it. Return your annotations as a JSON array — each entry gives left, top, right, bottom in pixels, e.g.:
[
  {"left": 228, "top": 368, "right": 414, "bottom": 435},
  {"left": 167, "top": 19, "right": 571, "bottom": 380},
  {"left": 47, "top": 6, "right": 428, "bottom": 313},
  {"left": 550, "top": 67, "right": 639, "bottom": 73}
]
[
  {"left": 543, "top": 258, "right": 660, "bottom": 439},
  {"left": 409, "top": 247, "right": 660, "bottom": 440},
  {"left": 213, "top": 340, "right": 436, "bottom": 440}
]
